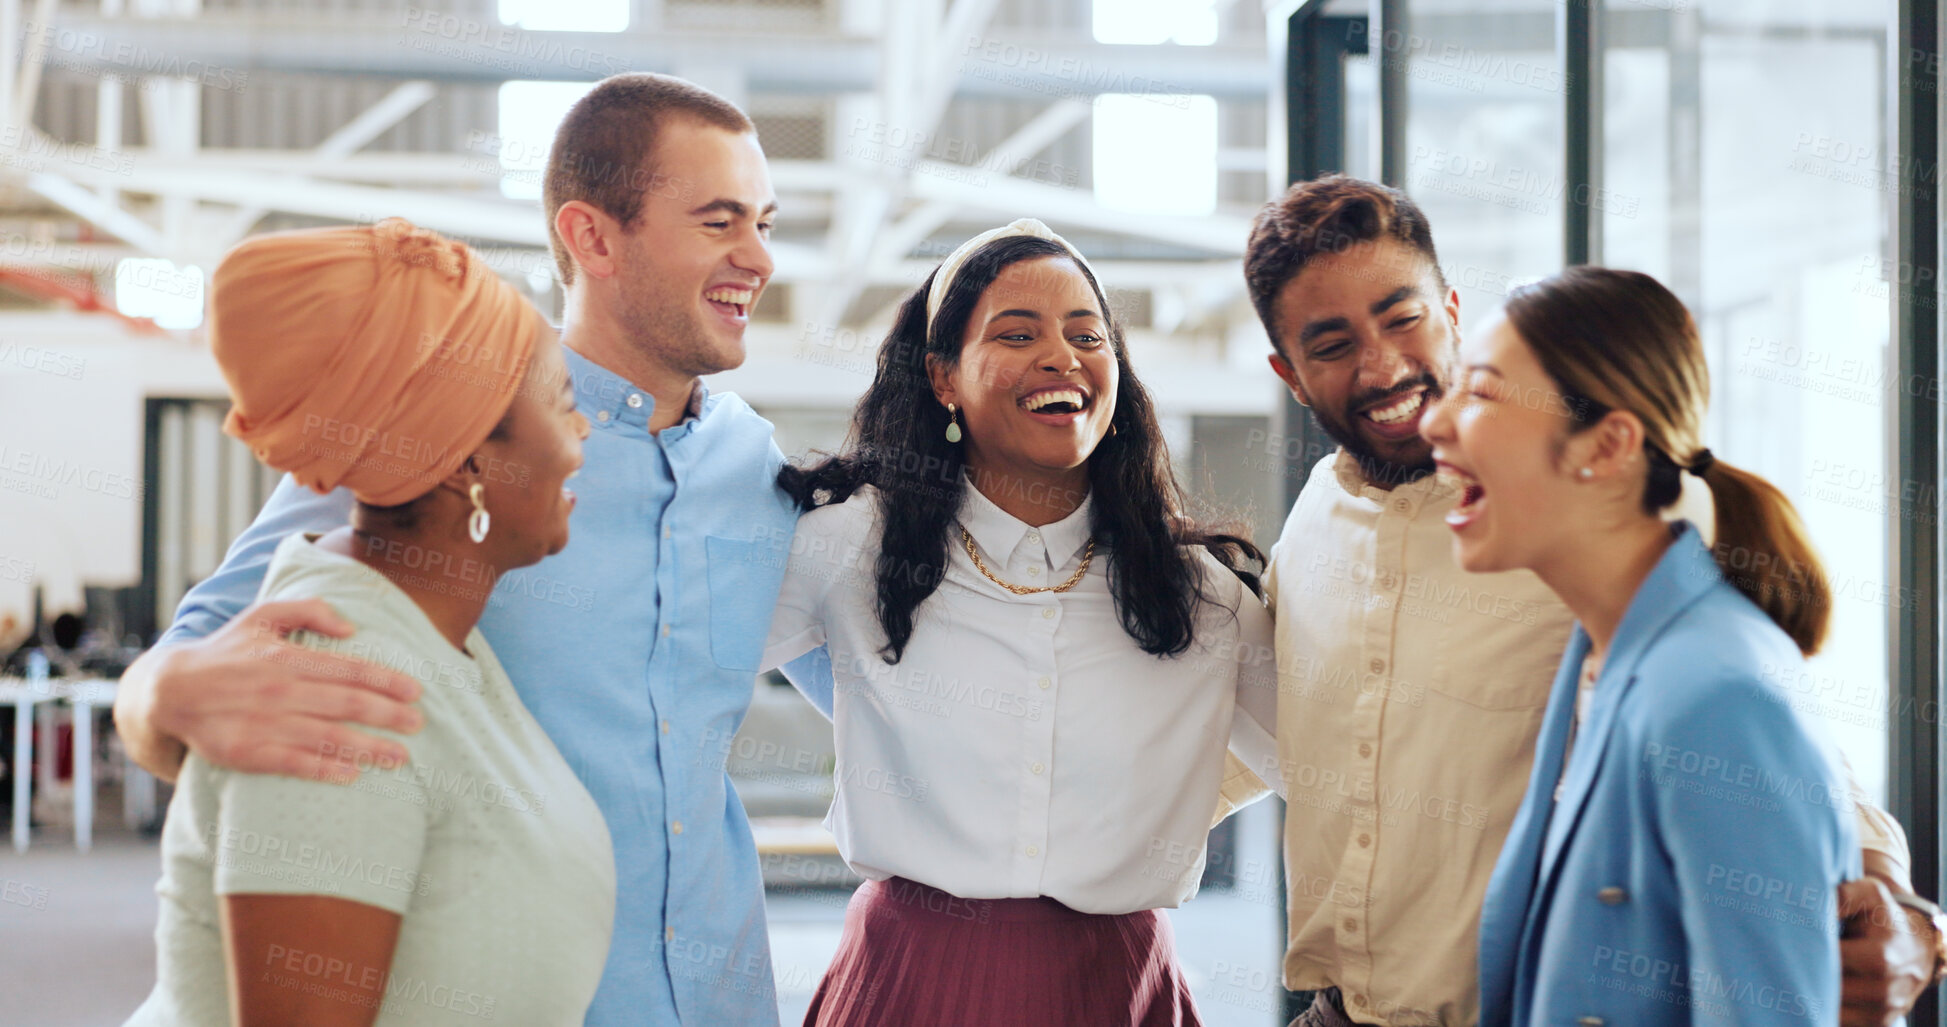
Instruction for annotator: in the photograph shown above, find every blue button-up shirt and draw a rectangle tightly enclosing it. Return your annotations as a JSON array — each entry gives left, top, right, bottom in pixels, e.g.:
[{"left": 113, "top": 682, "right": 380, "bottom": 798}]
[{"left": 161, "top": 347, "right": 806, "bottom": 1026}]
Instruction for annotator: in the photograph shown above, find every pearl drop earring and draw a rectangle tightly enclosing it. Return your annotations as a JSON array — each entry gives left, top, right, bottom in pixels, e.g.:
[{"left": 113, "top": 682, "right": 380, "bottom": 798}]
[{"left": 1577, "top": 467, "right": 1594, "bottom": 480}]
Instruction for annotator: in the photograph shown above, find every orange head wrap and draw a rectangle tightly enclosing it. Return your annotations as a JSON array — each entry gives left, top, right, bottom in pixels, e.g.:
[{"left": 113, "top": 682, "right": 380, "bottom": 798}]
[{"left": 210, "top": 218, "right": 543, "bottom": 507}]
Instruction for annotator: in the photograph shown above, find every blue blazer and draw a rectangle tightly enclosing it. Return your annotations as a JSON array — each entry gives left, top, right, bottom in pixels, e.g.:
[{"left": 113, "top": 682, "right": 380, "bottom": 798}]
[{"left": 1477, "top": 523, "right": 1859, "bottom": 1026}]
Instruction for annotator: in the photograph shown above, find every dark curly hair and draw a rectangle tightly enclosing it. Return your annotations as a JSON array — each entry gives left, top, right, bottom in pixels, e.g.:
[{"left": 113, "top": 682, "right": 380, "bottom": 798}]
[{"left": 779, "top": 234, "right": 1262, "bottom": 663}]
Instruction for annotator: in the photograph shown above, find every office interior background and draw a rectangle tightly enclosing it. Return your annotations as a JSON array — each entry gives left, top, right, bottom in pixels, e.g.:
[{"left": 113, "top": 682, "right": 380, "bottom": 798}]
[{"left": 0, "top": 0, "right": 1937, "bottom": 1023}]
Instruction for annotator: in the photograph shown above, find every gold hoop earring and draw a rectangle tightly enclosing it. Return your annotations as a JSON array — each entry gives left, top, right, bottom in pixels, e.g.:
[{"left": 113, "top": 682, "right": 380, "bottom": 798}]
[
  {"left": 945, "top": 403, "right": 963, "bottom": 444},
  {"left": 468, "top": 483, "right": 491, "bottom": 543}
]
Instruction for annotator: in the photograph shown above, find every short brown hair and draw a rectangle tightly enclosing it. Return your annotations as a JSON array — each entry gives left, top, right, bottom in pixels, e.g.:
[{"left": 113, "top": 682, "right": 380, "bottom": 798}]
[
  {"left": 542, "top": 73, "right": 754, "bottom": 284},
  {"left": 1244, "top": 174, "right": 1444, "bottom": 354}
]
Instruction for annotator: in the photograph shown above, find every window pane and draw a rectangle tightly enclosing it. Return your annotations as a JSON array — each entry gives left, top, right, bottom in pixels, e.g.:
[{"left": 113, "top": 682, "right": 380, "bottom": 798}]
[
  {"left": 1093, "top": 94, "right": 1220, "bottom": 215},
  {"left": 497, "top": 81, "right": 595, "bottom": 201},
  {"left": 1401, "top": 0, "right": 1564, "bottom": 313},
  {"left": 499, "top": 0, "right": 628, "bottom": 32},
  {"left": 1343, "top": 52, "right": 1377, "bottom": 181},
  {"left": 1092, "top": 0, "right": 1219, "bottom": 45},
  {"left": 1605, "top": 0, "right": 1894, "bottom": 803}
]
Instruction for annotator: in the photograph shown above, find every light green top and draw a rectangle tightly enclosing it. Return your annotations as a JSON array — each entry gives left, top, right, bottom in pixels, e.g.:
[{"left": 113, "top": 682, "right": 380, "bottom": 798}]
[{"left": 128, "top": 533, "right": 616, "bottom": 1026}]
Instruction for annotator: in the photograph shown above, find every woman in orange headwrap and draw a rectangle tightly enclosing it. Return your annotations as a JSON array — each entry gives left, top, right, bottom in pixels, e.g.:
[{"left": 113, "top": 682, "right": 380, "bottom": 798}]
[{"left": 127, "top": 219, "right": 611, "bottom": 1027}]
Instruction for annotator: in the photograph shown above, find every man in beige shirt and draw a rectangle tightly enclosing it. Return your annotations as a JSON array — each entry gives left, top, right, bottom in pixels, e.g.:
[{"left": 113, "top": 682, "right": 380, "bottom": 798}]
[{"left": 1229, "top": 174, "right": 1939, "bottom": 1026}]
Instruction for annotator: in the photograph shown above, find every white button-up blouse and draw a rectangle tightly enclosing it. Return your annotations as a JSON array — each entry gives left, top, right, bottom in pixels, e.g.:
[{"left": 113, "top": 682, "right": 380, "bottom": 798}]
[{"left": 760, "top": 484, "right": 1280, "bottom": 914}]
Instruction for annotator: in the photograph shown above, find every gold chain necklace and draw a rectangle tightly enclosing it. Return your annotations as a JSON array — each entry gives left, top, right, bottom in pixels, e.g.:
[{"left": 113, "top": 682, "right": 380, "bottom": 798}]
[{"left": 961, "top": 529, "right": 1096, "bottom": 595}]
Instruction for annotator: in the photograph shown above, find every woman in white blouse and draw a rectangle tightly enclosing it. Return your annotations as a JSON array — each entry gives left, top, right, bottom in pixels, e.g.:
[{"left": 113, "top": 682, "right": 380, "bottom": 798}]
[{"left": 763, "top": 219, "right": 1281, "bottom": 1027}]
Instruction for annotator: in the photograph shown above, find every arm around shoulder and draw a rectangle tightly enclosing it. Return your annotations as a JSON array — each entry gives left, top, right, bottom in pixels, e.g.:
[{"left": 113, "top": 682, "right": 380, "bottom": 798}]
[
  {"left": 117, "top": 478, "right": 386, "bottom": 783},
  {"left": 1219, "top": 575, "right": 1282, "bottom": 805},
  {"left": 114, "top": 643, "right": 193, "bottom": 782},
  {"left": 118, "top": 595, "right": 424, "bottom": 786},
  {"left": 761, "top": 496, "right": 875, "bottom": 673}
]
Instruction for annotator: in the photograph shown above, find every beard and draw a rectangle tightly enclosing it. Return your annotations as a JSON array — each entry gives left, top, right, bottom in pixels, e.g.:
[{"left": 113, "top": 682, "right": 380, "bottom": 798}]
[
  {"left": 1307, "top": 369, "right": 1443, "bottom": 489},
  {"left": 614, "top": 255, "right": 746, "bottom": 381}
]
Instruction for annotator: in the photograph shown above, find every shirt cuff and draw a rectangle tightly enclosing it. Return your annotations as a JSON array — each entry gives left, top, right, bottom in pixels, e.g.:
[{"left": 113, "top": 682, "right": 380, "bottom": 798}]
[{"left": 1212, "top": 751, "right": 1273, "bottom": 827}]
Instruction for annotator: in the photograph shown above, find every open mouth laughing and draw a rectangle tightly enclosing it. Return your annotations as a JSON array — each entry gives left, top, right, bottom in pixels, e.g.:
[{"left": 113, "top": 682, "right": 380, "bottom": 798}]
[
  {"left": 704, "top": 284, "right": 754, "bottom": 323},
  {"left": 1435, "top": 459, "right": 1486, "bottom": 531},
  {"left": 1357, "top": 386, "right": 1430, "bottom": 441},
  {"left": 1019, "top": 382, "right": 1093, "bottom": 425}
]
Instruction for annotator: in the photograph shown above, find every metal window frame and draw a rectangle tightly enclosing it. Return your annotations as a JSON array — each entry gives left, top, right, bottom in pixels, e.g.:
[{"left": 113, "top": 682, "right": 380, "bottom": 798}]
[
  {"left": 1562, "top": 0, "right": 1602, "bottom": 266},
  {"left": 1269, "top": 1, "right": 1371, "bottom": 520},
  {"left": 1892, "top": 1, "right": 1942, "bottom": 1024},
  {"left": 1374, "top": 0, "right": 1408, "bottom": 186}
]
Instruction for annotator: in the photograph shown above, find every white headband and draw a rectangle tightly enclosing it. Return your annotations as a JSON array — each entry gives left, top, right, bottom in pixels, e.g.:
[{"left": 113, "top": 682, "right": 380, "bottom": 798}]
[{"left": 924, "top": 217, "right": 1096, "bottom": 328}]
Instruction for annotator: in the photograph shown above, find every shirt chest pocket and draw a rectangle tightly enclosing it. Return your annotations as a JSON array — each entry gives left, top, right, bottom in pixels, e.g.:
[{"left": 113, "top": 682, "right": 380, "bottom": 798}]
[
  {"left": 705, "top": 534, "right": 787, "bottom": 671},
  {"left": 1426, "top": 611, "right": 1558, "bottom": 711}
]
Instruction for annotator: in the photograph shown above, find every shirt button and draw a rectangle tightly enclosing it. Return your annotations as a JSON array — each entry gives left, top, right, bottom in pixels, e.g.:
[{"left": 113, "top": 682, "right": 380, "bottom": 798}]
[
  {"left": 1031, "top": 762, "right": 1044, "bottom": 774},
  {"left": 1598, "top": 886, "right": 1629, "bottom": 905},
  {"left": 1393, "top": 498, "right": 1410, "bottom": 512},
  {"left": 1352, "top": 994, "right": 1367, "bottom": 1008},
  {"left": 1343, "top": 917, "right": 1357, "bottom": 932},
  {"left": 596, "top": 410, "right": 611, "bottom": 422},
  {"left": 665, "top": 926, "right": 675, "bottom": 943},
  {"left": 1041, "top": 608, "right": 1055, "bottom": 620},
  {"left": 1037, "top": 676, "right": 1051, "bottom": 689},
  {"left": 660, "top": 720, "right": 670, "bottom": 735},
  {"left": 662, "top": 624, "right": 672, "bottom": 637},
  {"left": 1026, "top": 533, "right": 1041, "bottom": 544},
  {"left": 1357, "top": 833, "right": 1370, "bottom": 848},
  {"left": 663, "top": 525, "right": 672, "bottom": 539},
  {"left": 627, "top": 393, "right": 644, "bottom": 408},
  {"left": 1027, "top": 566, "right": 1041, "bottom": 577},
  {"left": 1369, "top": 658, "right": 1385, "bottom": 674},
  {"left": 671, "top": 820, "right": 684, "bottom": 835},
  {"left": 1577, "top": 1019, "right": 1605, "bottom": 1027},
  {"left": 1026, "top": 845, "right": 1040, "bottom": 857},
  {"left": 1358, "top": 743, "right": 1373, "bottom": 758}
]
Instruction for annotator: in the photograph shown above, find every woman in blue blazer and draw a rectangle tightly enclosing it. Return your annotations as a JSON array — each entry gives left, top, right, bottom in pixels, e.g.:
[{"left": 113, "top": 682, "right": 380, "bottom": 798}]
[{"left": 1419, "top": 266, "right": 1859, "bottom": 1026}]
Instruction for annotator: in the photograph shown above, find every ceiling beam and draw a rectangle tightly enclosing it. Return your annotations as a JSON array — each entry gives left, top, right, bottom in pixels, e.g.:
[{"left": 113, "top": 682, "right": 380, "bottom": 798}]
[
  {"left": 37, "top": 16, "right": 1273, "bottom": 96},
  {"left": 904, "top": 162, "right": 1249, "bottom": 255},
  {"left": 215, "top": 79, "right": 436, "bottom": 243},
  {"left": 24, "top": 171, "right": 169, "bottom": 253}
]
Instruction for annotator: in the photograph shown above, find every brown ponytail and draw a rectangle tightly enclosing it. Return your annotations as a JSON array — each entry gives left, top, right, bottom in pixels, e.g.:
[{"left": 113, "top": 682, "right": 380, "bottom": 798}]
[
  {"left": 1689, "top": 461, "right": 1830, "bottom": 655},
  {"left": 1504, "top": 267, "right": 1831, "bottom": 655}
]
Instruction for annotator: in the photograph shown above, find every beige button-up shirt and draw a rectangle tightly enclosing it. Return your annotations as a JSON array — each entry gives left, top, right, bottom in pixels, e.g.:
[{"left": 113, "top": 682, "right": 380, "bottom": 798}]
[{"left": 1230, "top": 450, "right": 1908, "bottom": 1027}]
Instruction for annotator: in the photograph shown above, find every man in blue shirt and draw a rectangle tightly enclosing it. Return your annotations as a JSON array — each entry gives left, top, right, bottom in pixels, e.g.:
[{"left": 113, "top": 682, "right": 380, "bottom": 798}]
[{"left": 113, "top": 73, "right": 815, "bottom": 1026}]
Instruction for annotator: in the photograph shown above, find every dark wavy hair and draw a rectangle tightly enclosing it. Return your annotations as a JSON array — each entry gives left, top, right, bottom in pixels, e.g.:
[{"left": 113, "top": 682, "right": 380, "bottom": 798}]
[{"left": 779, "top": 235, "right": 1262, "bottom": 663}]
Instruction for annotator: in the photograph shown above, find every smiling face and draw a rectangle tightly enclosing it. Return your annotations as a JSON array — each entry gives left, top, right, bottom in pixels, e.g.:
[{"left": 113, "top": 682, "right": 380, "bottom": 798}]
[
  {"left": 1419, "top": 309, "right": 1592, "bottom": 574},
  {"left": 1266, "top": 238, "right": 1460, "bottom": 485},
  {"left": 932, "top": 256, "right": 1118, "bottom": 496},
  {"left": 611, "top": 118, "right": 776, "bottom": 378},
  {"left": 471, "top": 329, "right": 590, "bottom": 566}
]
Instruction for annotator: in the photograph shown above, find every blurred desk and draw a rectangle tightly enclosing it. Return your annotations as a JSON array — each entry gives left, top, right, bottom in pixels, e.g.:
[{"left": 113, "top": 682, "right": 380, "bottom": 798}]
[
  {"left": 0, "top": 675, "right": 121, "bottom": 852},
  {"left": 751, "top": 815, "right": 840, "bottom": 856}
]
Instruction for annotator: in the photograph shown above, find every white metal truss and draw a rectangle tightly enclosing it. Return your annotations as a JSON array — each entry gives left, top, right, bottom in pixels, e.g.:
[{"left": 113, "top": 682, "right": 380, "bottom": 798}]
[{"left": 0, "top": 0, "right": 1266, "bottom": 329}]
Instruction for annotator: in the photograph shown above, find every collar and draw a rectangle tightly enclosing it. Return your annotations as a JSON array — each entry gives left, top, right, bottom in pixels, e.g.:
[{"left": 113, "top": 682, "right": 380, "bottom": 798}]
[
  {"left": 955, "top": 477, "right": 1095, "bottom": 570},
  {"left": 1329, "top": 446, "right": 1451, "bottom": 511},
  {"left": 1535, "top": 520, "right": 1717, "bottom": 882},
  {"left": 564, "top": 347, "right": 709, "bottom": 432},
  {"left": 1592, "top": 520, "right": 1721, "bottom": 682}
]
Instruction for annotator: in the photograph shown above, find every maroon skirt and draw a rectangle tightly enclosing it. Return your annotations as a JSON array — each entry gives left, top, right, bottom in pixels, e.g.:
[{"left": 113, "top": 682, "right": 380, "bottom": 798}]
[{"left": 802, "top": 877, "right": 1202, "bottom": 1027}]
